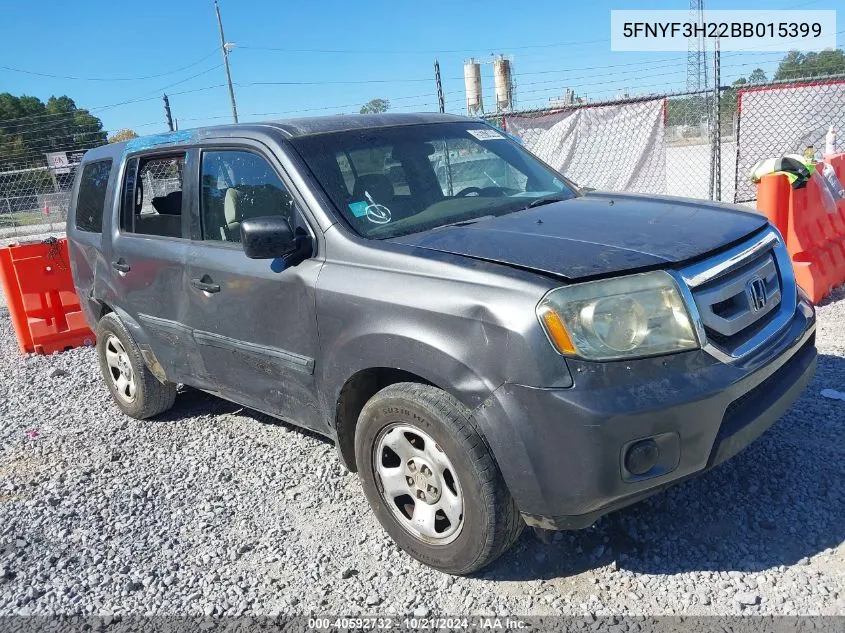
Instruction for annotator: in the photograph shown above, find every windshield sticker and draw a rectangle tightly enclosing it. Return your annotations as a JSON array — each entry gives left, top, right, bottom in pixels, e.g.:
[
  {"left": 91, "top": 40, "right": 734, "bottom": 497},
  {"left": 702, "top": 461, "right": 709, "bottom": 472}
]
[
  {"left": 365, "top": 204, "right": 392, "bottom": 224},
  {"left": 467, "top": 128, "right": 505, "bottom": 141},
  {"left": 349, "top": 200, "right": 392, "bottom": 224},
  {"left": 348, "top": 200, "right": 369, "bottom": 217}
]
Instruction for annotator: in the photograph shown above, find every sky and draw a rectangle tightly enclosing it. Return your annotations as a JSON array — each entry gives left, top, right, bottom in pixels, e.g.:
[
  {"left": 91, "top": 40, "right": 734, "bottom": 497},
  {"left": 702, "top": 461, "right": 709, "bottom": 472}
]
[{"left": 0, "top": 0, "right": 840, "bottom": 138}]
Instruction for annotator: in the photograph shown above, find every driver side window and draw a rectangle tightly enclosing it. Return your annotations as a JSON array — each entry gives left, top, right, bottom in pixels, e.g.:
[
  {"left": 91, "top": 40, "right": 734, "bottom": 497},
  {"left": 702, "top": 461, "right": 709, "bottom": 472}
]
[{"left": 200, "top": 150, "right": 294, "bottom": 243}]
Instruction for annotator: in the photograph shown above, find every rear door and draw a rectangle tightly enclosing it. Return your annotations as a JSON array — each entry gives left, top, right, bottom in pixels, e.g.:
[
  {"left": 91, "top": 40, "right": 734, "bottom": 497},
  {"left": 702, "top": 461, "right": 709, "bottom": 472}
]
[
  {"left": 182, "top": 141, "right": 325, "bottom": 431},
  {"left": 108, "top": 149, "right": 203, "bottom": 383},
  {"left": 67, "top": 157, "right": 115, "bottom": 326}
]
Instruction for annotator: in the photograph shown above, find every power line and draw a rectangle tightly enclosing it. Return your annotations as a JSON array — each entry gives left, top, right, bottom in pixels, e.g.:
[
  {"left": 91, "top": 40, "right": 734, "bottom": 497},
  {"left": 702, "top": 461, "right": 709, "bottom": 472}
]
[
  {"left": 175, "top": 90, "right": 443, "bottom": 124},
  {"left": 0, "top": 116, "right": 107, "bottom": 139},
  {"left": 0, "top": 48, "right": 221, "bottom": 82},
  {"left": 123, "top": 60, "right": 778, "bottom": 128},
  {"left": 95, "top": 65, "right": 224, "bottom": 112},
  {"left": 241, "top": 76, "right": 434, "bottom": 87},
  {"left": 3, "top": 123, "right": 163, "bottom": 157},
  {"left": 503, "top": 58, "right": 799, "bottom": 107},
  {"left": 0, "top": 79, "right": 227, "bottom": 131},
  {"left": 0, "top": 84, "right": 229, "bottom": 136},
  {"left": 0, "top": 133, "right": 112, "bottom": 160},
  {"left": 237, "top": 38, "right": 610, "bottom": 56}
]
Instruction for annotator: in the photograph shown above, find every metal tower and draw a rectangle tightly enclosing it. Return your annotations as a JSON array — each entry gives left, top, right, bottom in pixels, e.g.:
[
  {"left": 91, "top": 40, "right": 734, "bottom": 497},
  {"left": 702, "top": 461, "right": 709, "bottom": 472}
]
[{"left": 686, "top": 0, "right": 708, "bottom": 93}]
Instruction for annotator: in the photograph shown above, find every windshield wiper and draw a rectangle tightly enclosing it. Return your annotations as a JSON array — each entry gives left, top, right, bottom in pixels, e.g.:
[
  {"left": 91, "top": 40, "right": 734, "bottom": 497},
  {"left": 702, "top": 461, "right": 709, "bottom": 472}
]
[
  {"left": 429, "top": 215, "right": 496, "bottom": 232},
  {"left": 526, "top": 193, "right": 570, "bottom": 209}
]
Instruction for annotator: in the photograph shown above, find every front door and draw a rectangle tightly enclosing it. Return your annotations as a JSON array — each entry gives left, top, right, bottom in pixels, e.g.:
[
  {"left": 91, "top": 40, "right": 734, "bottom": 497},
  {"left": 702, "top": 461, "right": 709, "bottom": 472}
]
[{"left": 183, "top": 145, "right": 325, "bottom": 431}]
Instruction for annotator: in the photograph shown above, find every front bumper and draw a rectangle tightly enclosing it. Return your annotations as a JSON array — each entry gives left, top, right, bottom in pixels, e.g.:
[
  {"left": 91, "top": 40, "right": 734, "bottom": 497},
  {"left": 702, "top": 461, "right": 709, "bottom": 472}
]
[{"left": 472, "top": 298, "right": 816, "bottom": 530}]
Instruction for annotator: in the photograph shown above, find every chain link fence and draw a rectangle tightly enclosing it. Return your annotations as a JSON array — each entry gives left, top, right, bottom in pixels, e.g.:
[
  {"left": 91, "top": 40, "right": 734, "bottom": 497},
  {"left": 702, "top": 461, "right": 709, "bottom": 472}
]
[
  {"left": 489, "top": 73, "right": 844, "bottom": 208},
  {"left": 488, "top": 88, "right": 737, "bottom": 204},
  {"left": 0, "top": 164, "right": 77, "bottom": 238},
  {"left": 734, "top": 76, "right": 845, "bottom": 202},
  {"left": 138, "top": 156, "right": 183, "bottom": 215},
  {"left": 500, "top": 96, "right": 667, "bottom": 194}
]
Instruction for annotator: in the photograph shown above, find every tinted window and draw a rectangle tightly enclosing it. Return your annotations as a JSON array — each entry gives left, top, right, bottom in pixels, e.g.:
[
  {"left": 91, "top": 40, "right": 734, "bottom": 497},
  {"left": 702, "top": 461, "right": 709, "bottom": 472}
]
[
  {"left": 200, "top": 150, "right": 294, "bottom": 243},
  {"left": 74, "top": 159, "right": 112, "bottom": 233},
  {"left": 290, "top": 122, "right": 575, "bottom": 239},
  {"left": 120, "top": 154, "right": 185, "bottom": 238}
]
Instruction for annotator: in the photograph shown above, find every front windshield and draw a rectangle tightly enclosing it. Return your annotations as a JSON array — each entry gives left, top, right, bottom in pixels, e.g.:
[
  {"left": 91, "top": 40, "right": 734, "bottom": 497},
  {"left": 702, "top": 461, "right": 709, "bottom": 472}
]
[{"left": 289, "top": 121, "right": 577, "bottom": 239}]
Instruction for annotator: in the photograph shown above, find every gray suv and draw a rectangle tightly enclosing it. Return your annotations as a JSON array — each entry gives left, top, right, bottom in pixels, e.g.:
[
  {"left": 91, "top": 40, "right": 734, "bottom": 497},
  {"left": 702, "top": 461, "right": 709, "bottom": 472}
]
[{"left": 67, "top": 113, "right": 816, "bottom": 574}]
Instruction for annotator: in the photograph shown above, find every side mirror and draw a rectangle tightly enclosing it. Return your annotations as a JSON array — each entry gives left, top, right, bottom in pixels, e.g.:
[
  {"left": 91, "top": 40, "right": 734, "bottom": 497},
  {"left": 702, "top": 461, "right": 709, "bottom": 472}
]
[{"left": 240, "top": 216, "right": 310, "bottom": 263}]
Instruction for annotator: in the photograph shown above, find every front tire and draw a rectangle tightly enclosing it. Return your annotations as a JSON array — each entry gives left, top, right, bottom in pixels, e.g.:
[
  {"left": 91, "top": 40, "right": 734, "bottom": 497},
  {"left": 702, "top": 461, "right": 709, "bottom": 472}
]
[
  {"left": 355, "top": 383, "right": 523, "bottom": 574},
  {"left": 96, "top": 313, "right": 177, "bottom": 419}
]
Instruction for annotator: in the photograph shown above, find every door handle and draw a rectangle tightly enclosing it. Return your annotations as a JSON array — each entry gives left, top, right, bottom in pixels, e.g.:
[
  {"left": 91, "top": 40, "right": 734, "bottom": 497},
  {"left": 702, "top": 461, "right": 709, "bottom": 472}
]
[
  {"left": 112, "top": 260, "right": 131, "bottom": 273},
  {"left": 190, "top": 278, "right": 221, "bottom": 293}
]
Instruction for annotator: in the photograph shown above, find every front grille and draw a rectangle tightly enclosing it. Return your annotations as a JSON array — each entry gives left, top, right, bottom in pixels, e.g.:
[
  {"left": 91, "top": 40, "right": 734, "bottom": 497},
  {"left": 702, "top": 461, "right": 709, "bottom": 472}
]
[{"left": 691, "top": 248, "right": 783, "bottom": 355}]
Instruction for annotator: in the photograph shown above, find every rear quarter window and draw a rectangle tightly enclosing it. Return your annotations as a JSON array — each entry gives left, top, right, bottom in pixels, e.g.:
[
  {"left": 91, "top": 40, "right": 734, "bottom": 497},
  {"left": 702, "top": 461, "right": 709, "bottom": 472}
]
[{"left": 74, "top": 159, "right": 113, "bottom": 233}]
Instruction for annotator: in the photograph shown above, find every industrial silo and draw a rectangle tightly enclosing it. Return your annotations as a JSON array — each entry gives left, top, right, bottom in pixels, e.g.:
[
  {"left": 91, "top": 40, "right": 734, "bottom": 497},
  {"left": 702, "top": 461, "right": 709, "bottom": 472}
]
[
  {"left": 464, "top": 59, "right": 483, "bottom": 115},
  {"left": 493, "top": 55, "right": 513, "bottom": 112}
]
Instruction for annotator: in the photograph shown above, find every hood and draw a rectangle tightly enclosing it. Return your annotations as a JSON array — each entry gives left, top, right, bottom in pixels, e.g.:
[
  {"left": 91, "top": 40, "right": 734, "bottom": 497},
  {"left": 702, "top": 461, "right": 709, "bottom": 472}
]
[{"left": 389, "top": 192, "right": 768, "bottom": 280}]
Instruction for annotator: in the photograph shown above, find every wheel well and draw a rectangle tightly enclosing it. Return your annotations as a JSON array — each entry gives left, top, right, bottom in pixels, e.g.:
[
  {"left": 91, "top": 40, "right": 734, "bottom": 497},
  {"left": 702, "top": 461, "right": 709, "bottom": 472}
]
[
  {"left": 334, "top": 368, "right": 433, "bottom": 472},
  {"left": 99, "top": 302, "right": 113, "bottom": 319}
]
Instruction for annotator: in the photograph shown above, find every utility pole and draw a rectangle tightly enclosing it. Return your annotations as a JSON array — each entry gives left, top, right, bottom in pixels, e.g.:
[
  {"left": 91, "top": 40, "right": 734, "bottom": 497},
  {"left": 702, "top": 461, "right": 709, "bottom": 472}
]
[
  {"left": 434, "top": 59, "right": 445, "bottom": 114},
  {"left": 214, "top": 0, "right": 238, "bottom": 123},
  {"left": 710, "top": 36, "right": 721, "bottom": 202},
  {"left": 163, "top": 94, "right": 174, "bottom": 132}
]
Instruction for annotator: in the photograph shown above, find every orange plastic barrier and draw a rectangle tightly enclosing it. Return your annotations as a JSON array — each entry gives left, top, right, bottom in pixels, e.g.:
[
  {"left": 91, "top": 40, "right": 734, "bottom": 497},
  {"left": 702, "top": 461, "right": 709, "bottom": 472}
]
[
  {"left": 0, "top": 238, "right": 94, "bottom": 354},
  {"left": 826, "top": 153, "right": 845, "bottom": 248},
  {"left": 756, "top": 164, "right": 845, "bottom": 304}
]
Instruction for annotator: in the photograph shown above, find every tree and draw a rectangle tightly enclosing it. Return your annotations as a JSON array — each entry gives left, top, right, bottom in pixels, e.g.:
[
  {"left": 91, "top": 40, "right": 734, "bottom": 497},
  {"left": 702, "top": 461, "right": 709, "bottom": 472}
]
[
  {"left": 664, "top": 94, "right": 708, "bottom": 127},
  {"left": 774, "top": 49, "right": 845, "bottom": 80},
  {"left": 360, "top": 98, "right": 390, "bottom": 114},
  {"left": 718, "top": 77, "right": 747, "bottom": 128},
  {"left": 0, "top": 93, "right": 106, "bottom": 170},
  {"left": 108, "top": 129, "right": 139, "bottom": 143},
  {"left": 748, "top": 68, "right": 768, "bottom": 84}
]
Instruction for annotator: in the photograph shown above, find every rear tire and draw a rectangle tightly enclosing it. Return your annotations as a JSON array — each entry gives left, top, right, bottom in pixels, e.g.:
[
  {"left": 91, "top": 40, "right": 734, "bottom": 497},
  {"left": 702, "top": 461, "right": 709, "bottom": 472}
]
[
  {"left": 96, "top": 313, "right": 177, "bottom": 419},
  {"left": 355, "top": 382, "right": 523, "bottom": 575}
]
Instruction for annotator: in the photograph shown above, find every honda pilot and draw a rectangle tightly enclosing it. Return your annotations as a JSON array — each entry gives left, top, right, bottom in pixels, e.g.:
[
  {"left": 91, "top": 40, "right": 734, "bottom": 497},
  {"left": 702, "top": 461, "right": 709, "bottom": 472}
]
[{"left": 67, "top": 114, "right": 816, "bottom": 574}]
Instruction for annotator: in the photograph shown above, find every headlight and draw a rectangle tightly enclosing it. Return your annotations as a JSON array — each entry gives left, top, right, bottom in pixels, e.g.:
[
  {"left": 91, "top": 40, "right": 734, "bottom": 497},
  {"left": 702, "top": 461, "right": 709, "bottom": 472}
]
[{"left": 537, "top": 271, "right": 700, "bottom": 361}]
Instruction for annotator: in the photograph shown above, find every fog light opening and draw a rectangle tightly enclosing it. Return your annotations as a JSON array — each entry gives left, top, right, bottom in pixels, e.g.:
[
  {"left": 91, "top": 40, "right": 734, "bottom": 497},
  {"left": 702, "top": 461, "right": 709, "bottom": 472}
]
[{"left": 625, "top": 439, "right": 659, "bottom": 476}]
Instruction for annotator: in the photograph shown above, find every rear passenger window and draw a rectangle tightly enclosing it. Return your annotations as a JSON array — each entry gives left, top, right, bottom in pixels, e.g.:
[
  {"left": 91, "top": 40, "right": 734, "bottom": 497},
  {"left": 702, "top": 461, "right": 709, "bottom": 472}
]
[
  {"left": 120, "top": 154, "right": 186, "bottom": 238},
  {"left": 74, "top": 159, "right": 112, "bottom": 233},
  {"left": 200, "top": 150, "right": 294, "bottom": 243}
]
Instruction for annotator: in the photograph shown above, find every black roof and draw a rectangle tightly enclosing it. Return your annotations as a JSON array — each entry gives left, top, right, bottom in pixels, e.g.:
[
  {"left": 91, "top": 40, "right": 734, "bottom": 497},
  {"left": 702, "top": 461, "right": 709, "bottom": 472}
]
[
  {"left": 80, "top": 113, "right": 472, "bottom": 163},
  {"left": 265, "top": 112, "right": 468, "bottom": 137}
]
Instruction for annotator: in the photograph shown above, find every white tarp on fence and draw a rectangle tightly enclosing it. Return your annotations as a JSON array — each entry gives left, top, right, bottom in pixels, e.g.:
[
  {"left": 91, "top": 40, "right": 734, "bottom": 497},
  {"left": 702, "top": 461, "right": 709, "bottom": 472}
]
[
  {"left": 504, "top": 98, "right": 666, "bottom": 194},
  {"left": 735, "top": 81, "right": 845, "bottom": 202}
]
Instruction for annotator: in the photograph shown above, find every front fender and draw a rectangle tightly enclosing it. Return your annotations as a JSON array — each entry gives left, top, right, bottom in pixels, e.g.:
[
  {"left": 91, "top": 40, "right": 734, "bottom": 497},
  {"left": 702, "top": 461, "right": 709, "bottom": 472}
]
[{"left": 319, "top": 331, "right": 498, "bottom": 420}]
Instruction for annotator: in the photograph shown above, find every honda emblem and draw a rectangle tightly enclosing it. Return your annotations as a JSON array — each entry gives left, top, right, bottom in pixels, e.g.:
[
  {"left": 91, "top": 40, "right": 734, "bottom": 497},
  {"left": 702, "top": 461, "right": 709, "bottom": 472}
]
[{"left": 746, "top": 277, "right": 768, "bottom": 312}]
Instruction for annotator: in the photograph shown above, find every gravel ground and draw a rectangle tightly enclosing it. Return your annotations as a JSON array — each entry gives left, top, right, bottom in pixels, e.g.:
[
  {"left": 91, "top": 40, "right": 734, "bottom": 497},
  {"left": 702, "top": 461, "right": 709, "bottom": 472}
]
[{"left": 0, "top": 285, "right": 842, "bottom": 618}]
